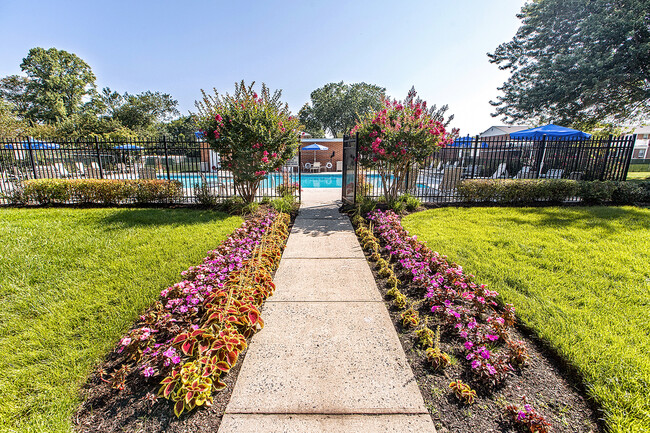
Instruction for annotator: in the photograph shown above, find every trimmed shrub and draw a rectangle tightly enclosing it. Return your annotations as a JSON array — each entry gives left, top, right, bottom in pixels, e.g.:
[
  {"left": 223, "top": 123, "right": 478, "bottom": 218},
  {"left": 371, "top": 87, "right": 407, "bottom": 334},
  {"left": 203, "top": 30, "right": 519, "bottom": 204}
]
[
  {"left": 578, "top": 181, "right": 616, "bottom": 205},
  {"left": 19, "top": 179, "right": 182, "bottom": 205}
]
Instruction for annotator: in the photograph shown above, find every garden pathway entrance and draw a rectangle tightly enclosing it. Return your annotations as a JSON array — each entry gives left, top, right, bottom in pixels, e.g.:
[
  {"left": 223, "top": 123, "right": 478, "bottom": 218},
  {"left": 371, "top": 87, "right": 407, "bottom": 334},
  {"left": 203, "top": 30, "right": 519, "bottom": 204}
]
[{"left": 218, "top": 189, "right": 435, "bottom": 432}]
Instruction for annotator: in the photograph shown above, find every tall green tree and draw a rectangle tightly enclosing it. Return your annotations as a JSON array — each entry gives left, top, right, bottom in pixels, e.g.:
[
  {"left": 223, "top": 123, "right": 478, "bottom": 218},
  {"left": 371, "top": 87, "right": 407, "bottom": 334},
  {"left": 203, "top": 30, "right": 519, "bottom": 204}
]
[
  {"left": 489, "top": 0, "right": 650, "bottom": 129},
  {"left": 299, "top": 82, "right": 386, "bottom": 137},
  {"left": 7, "top": 47, "right": 97, "bottom": 123},
  {"left": 113, "top": 91, "right": 179, "bottom": 130},
  {"left": 0, "top": 100, "right": 25, "bottom": 138}
]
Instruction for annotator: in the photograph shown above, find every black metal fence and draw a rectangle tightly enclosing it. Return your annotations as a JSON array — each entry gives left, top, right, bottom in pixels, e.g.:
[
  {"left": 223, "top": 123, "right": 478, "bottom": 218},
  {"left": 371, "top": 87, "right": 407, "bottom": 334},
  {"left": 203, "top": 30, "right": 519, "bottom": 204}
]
[
  {"left": 342, "top": 133, "right": 636, "bottom": 204},
  {"left": 0, "top": 137, "right": 302, "bottom": 205}
]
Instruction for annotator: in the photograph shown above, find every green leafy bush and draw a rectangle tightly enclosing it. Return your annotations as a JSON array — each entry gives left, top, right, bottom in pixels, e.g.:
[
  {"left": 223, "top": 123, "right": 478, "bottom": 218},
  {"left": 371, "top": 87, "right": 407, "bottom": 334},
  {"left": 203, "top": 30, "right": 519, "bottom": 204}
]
[
  {"left": 457, "top": 179, "right": 650, "bottom": 205},
  {"left": 578, "top": 180, "right": 616, "bottom": 204},
  {"left": 18, "top": 179, "right": 182, "bottom": 205}
]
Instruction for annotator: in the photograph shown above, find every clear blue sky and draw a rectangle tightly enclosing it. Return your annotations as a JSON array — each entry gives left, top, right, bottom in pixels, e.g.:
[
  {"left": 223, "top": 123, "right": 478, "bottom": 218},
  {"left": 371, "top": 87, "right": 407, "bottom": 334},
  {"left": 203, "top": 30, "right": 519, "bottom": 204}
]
[{"left": 0, "top": 0, "right": 526, "bottom": 135}]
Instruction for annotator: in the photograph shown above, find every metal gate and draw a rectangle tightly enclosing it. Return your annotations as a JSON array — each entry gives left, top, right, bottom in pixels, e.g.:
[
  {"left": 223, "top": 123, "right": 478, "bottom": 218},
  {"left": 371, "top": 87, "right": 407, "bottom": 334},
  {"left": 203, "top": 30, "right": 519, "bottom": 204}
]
[{"left": 341, "top": 133, "right": 358, "bottom": 204}]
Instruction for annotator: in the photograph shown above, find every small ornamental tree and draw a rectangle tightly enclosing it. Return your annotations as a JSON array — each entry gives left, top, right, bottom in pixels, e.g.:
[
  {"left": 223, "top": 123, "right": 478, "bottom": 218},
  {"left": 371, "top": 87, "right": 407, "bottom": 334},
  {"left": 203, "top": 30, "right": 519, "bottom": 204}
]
[
  {"left": 196, "top": 81, "right": 301, "bottom": 203},
  {"left": 351, "top": 88, "right": 457, "bottom": 202}
]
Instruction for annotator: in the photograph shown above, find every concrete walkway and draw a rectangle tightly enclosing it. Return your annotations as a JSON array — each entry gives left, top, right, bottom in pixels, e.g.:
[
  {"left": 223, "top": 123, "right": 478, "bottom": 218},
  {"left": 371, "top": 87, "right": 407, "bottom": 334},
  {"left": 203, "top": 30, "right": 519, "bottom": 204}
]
[{"left": 218, "top": 189, "right": 435, "bottom": 432}]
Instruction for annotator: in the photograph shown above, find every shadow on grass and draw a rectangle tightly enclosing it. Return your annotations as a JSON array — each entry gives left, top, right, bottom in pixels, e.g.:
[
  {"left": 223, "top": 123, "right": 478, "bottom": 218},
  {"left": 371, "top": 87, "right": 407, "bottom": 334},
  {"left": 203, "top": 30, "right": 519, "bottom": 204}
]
[
  {"left": 500, "top": 206, "right": 650, "bottom": 233},
  {"left": 99, "top": 208, "right": 232, "bottom": 228}
]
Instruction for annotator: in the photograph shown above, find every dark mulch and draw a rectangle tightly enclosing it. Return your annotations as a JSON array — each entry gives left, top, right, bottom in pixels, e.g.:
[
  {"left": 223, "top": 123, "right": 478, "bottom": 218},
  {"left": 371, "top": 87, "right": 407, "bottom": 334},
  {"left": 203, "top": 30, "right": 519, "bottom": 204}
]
[
  {"left": 74, "top": 207, "right": 298, "bottom": 433},
  {"left": 355, "top": 219, "right": 604, "bottom": 433}
]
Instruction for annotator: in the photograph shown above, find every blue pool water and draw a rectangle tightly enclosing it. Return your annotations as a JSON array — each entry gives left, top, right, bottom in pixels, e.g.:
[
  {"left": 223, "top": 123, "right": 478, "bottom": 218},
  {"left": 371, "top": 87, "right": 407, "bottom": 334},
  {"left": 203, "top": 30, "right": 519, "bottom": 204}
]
[{"left": 166, "top": 172, "right": 343, "bottom": 189}]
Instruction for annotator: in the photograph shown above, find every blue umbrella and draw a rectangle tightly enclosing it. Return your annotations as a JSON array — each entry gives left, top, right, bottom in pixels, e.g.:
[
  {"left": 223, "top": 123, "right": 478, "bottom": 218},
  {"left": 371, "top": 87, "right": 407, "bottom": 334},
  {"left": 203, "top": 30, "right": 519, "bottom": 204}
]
[
  {"left": 510, "top": 124, "right": 591, "bottom": 140},
  {"left": 113, "top": 144, "right": 144, "bottom": 150},
  {"left": 4, "top": 139, "right": 60, "bottom": 150},
  {"left": 302, "top": 143, "right": 329, "bottom": 164}
]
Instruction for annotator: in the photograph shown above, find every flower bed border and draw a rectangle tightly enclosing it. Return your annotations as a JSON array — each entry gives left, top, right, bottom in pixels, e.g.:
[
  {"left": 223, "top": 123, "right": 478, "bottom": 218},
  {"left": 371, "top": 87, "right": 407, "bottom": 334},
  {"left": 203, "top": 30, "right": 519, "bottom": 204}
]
[{"left": 75, "top": 207, "right": 292, "bottom": 430}]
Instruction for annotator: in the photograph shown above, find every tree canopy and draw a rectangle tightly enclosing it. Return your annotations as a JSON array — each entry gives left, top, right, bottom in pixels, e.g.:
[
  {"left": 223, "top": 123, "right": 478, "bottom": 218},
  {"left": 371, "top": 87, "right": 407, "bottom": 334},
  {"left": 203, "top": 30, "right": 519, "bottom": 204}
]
[
  {"left": 299, "top": 82, "right": 386, "bottom": 137},
  {"left": 488, "top": 0, "right": 650, "bottom": 130},
  {"left": 1, "top": 47, "right": 97, "bottom": 123}
]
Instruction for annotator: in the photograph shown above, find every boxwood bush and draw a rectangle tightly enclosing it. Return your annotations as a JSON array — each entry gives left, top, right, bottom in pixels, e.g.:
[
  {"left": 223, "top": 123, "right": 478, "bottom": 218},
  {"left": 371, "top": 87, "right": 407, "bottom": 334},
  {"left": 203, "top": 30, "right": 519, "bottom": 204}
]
[
  {"left": 7, "top": 179, "right": 183, "bottom": 205},
  {"left": 457, "top": 179, "right": 649, "bottom": 205}
]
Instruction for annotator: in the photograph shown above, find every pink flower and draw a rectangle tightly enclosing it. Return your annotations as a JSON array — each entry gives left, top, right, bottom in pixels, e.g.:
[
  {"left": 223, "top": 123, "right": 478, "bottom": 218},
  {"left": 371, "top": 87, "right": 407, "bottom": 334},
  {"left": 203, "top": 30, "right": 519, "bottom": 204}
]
[
  {"left": 120, "top": 337, "right": 131, "bottom": 346},
  {"left": 215, "top": 114, "right": 222, "bottom": 122},
  {"left": 143, "top": 367, "right": 155, "bottom": 377}
]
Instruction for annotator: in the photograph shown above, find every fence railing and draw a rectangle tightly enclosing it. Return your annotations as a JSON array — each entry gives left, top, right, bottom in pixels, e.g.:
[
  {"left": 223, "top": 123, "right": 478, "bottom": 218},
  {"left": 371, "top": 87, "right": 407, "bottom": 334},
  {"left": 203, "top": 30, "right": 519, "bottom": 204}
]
[
  {"left": 342, "top": 133, "right": 636, "bottom": 204},
  {"left": 0, "top": 137, "right": 301, "bottom": 205}
]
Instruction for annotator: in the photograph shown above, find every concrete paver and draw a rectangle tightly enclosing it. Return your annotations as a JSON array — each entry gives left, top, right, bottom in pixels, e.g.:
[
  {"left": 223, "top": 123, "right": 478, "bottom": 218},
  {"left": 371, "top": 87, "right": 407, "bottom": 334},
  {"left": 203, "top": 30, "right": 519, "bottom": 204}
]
[
  {"left": 217, "top": 188, "right": 435, "bottom": 432},
  {"left": 219, "top": 414, "right": 435, "bottom": 432}
]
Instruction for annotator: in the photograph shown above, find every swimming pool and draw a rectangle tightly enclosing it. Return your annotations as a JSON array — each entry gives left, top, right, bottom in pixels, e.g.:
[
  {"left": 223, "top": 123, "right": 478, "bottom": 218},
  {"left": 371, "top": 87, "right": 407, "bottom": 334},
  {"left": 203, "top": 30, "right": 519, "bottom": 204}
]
[{"left": 165, "top": 172, "right": 344, "bottom": 189}]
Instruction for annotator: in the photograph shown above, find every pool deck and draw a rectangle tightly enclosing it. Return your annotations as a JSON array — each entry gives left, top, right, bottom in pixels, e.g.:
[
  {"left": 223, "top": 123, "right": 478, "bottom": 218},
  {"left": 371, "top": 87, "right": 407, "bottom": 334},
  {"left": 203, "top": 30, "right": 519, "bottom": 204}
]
[{"left": 217, "top": 188, "right": 436, "bottom": 432}]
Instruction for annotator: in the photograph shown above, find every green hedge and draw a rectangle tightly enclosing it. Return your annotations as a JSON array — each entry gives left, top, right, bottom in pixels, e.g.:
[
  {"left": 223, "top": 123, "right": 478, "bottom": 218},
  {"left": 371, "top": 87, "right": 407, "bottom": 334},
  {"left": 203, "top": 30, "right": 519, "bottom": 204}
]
[
  {"left": 4, "top": 179, "right": 183, "bottom": 205},
  {"left": 457, "top": 179, "right": 650, "bottom": 205}
]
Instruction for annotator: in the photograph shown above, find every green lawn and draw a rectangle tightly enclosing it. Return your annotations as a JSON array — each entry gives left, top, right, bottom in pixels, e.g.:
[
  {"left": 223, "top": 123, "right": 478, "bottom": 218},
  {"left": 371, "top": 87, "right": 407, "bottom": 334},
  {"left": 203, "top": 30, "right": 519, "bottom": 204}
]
[
  {"left": 627, "top": 171, "right": 650, "bottom": 180},
  {"left": 403, "top": 206, "right": 650, "bottom": 433},
  {"left": 0, "top": 208, "right": 242, "bottom": 433}
]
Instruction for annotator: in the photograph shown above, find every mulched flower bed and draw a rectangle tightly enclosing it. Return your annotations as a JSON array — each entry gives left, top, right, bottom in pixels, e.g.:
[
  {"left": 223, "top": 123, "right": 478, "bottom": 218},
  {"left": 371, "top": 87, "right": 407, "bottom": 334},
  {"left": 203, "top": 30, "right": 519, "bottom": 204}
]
[
  {"left": 352, "top": 209, "right": 603, "bottom": 433},
  {"left": 74, "top": 207, "right": 296, "bottom": 433}
]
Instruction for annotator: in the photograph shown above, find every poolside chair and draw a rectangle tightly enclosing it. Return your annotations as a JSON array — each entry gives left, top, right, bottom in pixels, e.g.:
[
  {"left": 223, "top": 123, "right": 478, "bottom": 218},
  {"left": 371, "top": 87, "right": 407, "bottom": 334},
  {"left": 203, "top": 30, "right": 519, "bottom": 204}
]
[
  {"left": 438, "top": 167, "right": 463, "bottom": 192},
  {"left": 336, "top": 161, "right": 343, "bottom": 172},
  {"left": 75, "top": 162, "right": 86, "bottom": 177},
  {"left": 54, "top": 162, "right": 71, "bottom": 178},
  {"left": 490, "top": 163, "right": 509, "bottom": 179},
  {"left": 200, "top": 173, "right": 228, "bottom": 196},
  {"left": 542, "top": 169, "right": 564, "bottom": 179},
  {"left": 310, "top": 162, "right": 321, "bottom": 173},
  {"left": 513, "top": 166, "right": 536, "bottom": 179}
]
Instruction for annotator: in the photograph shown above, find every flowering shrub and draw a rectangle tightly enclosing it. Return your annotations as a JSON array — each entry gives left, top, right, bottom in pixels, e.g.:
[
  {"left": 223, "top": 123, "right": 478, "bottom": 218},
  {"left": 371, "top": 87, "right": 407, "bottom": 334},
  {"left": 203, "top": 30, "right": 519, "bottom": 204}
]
[
  {"left": 196, "top": 81, "right": 301, "bottom": 203},
  {"left": 366, "top": 209, "right": 529, "bottom": 388},
  {"left": 505, "top": 398, "right": 552, "bottom": 432},
  {"left": 350, "top": 88, "right": 457, "bottom": 201},
  {"left": 102, "top": 208, "right": 290, "bottom": 417}
]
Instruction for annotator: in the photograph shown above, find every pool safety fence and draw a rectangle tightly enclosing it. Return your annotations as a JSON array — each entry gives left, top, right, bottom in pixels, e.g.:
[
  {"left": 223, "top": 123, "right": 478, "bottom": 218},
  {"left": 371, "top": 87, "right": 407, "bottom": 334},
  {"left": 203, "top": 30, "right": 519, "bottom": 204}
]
[
  {"left": 342, "top": 133, "right": 636, "bottom": 205},
  {"left": 0, "top": 137, "right": 302, "bottom": 205}
]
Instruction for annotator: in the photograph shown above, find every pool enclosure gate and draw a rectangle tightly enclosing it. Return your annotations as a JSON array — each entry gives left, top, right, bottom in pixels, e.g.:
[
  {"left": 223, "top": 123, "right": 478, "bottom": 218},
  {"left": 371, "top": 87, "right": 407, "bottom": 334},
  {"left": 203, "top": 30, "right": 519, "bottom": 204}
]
[
  {"left": 341, "top": 133, "right": 636, "bottom": 205},
  {"left": 0, "top": 136, "right": 303, "bottom": 205}
]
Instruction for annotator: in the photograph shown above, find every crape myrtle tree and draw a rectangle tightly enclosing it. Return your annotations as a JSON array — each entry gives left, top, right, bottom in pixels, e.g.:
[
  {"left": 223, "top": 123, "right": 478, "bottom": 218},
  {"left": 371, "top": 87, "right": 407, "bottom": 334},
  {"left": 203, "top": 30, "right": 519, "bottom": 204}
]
[
  {"left": 351, "top": 87, "right": 457, "bottom": 202},
  {"left": 196, "top": 81, "right": 301, "bottom": 203},
  {"left": 488, "top": 0, "right": 650, "bottom": 130}
]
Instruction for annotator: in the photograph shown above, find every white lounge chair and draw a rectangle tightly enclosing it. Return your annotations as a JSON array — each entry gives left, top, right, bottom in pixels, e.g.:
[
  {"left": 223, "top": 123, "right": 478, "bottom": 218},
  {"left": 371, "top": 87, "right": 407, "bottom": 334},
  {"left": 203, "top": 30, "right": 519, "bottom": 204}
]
[
  {"left": 54, "top": 162, "right": 71, "bottom": 178},
  {"left": 542, "top": 169, "right": 564, "bottom": 179},
  {"left": 75, "top": 162, "right": 86, "bottom": 177},
  {"left": 513, "top": 166, "right": 536, "bottom": 179},
  {"left": 491, "top": 163, "right": 509, "bottom": 179}
]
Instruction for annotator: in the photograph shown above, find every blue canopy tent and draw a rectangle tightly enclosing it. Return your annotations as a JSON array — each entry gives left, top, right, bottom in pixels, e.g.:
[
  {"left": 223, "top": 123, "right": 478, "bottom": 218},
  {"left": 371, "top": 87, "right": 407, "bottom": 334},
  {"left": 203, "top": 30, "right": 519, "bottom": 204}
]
[
  {"left": 4, "top": 139, "right": 60, "bottom": 150},
  {"left": 113, "top": 144, "right": 144, "bottom": 151},
  {"left": 448, "top": 136, "right": 474, "bottom": 148},
  {"left": 302, "top": 143, "right": 329, "bottom": 164},
  {"left": 509, "top": 124, "right": 591, "bottom": 140},
  {"left": 509, "top": 124, "right": 591, "bottom": 176}
]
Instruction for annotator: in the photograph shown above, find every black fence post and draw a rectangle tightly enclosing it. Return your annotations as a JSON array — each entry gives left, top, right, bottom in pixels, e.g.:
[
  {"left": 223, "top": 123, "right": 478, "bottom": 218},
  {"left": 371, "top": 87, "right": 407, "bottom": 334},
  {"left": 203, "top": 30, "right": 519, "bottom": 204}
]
[
  {"left": 353, "top": 132, "right": 359, "bottom": 204},
  {"left": 26, "top": 137, "right": 38, "bottom": 179},
  {"left": 298, "top": 135, "right": 302, "bottom": 203},
  {"left": 94, "top": 136, "right": 104, "bottom": 179},
  {"left": 163, "top": 136, "right": 171, "bottom": 181},
  {"left": 600, "top": 134, "right": 613, "bottom": 180},
  {"left": 471, "top": 135, "right": 479, "bottom": 178},
  {"left": 621, "top": 134, "right": 636, "bottom": 181}
]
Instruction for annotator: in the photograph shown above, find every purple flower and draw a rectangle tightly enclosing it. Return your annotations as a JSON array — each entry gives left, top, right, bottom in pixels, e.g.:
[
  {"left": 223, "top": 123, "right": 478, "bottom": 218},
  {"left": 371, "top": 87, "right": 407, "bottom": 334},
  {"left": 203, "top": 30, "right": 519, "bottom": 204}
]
[
  {"left": 471, "top": 359, "right": 480, "bottom": 369},
  {"left": 143, "top": 367, "right": 155, "bottom": 377},
  {"left": 464, "top": 341, "right": 474, "bottom": 350},
  {"left": 517, "top": 411, "right": 526, "bottom": 421}
]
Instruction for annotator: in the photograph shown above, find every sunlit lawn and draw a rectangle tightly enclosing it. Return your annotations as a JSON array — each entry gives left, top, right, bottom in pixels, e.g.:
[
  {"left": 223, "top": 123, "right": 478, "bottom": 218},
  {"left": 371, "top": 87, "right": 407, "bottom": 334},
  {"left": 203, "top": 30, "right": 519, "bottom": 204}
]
[
  {"left": 627, "top": 171, "right": 650, "bottom": 180},
  {"left": 0, "top": 208, "right": 242, "bottom": 433},
  {"left": 403, "top": 206, "right": 650, "bottom": 433}
]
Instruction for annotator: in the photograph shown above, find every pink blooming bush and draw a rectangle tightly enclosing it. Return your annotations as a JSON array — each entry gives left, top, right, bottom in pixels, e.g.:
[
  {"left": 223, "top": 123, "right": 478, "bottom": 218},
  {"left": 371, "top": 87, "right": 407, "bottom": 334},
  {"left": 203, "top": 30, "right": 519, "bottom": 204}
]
[
  {"left": 197, "top": 80, "right": 301, "bottom": 203},
  {"left": 350, "top": 88, "right": 457, "bottom": 202},
  {"left": 367, "top": 209, "right": 528, "bottom": 387}
]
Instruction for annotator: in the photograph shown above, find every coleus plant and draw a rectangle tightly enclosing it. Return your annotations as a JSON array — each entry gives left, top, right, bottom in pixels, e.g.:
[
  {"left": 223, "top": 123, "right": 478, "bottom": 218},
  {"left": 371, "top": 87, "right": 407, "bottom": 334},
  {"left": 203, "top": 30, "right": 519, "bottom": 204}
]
[{"left": 103, "top": 209, "right": 290, "bottom": 418}]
